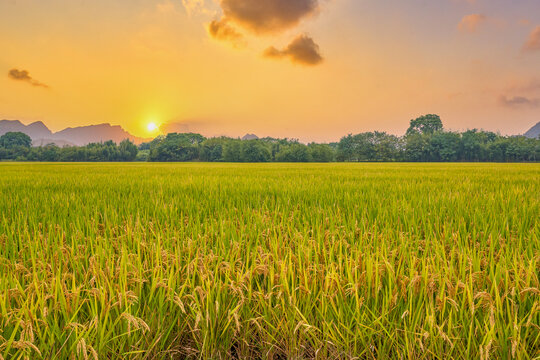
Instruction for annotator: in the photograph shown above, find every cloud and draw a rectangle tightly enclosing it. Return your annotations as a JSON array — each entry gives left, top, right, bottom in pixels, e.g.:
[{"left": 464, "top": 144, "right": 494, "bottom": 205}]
[
  {"left": 263, "top": 34, "right": 323, "bottom": 66},
  {"left": 498, "top": 95, "right": 540, "bottom": 108},
  {"left": 219, "top": 0, "right": 319, "bottom": 34},
  {"left": 505, "top": 78, "right": 540, "bottom": 93},
  {"left": 499, "top": 78, "right": 540, "bottom": 109},
  {"left": 7, "top": 69, "right": 49, "bottom": 88},
  {"left": 458, "top": 14, "right": 487, "bottom": 33},
  {"left": 208, "top": 18, "right": 246, "bottom": 47},
  {"left": 523, "top": 26, "right": 540, "bottom": 52},
  {"left": 183, "top": 0, "right": 326, "bottom": 65},
  {"left": 157, "top": 0, "right": 176, "bottom": 13},
  {"left": 182, "top": 0, "right": 208, "bottom": 16}
]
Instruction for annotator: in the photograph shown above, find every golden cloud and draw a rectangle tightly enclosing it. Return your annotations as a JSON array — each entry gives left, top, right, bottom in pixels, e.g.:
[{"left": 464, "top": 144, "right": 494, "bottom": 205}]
[
  {"left": 8, "top": 69, "right": 49, "bottom": 88},
  {"left": 263, "top": 34, "right": 323, "bottom": 66},
  {"left": 219, "top": 0, "right": 319, "bottom": 34},
  {"left": 208, "top": 18, "right": 246, "bottom": 47}
]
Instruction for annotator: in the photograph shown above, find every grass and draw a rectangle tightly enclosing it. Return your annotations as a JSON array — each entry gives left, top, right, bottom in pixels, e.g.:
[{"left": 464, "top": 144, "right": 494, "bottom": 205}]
[{"left": 0, "top": 163, "right": 538, "bottom": 359}]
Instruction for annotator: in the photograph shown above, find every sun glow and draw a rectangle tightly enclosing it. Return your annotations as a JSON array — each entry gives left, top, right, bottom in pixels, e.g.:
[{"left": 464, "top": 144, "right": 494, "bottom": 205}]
[{"left": 147, "top": 122, "right": 158, "bottom": 132}]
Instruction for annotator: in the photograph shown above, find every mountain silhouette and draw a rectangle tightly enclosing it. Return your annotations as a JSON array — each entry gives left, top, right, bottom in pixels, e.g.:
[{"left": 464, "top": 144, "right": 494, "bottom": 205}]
[
  {"left": 242, "top": 133, "right": 259, "bottom": 140},
  {"left": 0, "top": 120, "right": 52, "bottom": 139},
  {"left": 524, "top": 122, "right": 540, "bottom": 139},
  {"left": 0, "top": 120, "right": 150, "bottom": 146}
]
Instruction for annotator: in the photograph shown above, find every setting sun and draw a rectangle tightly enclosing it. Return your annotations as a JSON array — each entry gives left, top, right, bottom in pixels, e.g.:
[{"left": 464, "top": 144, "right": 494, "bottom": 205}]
[{"left": 147, "top": 122, "right": 158, "bottom": 132}]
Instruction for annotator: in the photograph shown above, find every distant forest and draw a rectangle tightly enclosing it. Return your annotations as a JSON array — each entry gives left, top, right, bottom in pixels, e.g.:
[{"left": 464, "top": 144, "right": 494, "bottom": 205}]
[{"left": 1, "top": 115, "right": 539, "bottom": 162}]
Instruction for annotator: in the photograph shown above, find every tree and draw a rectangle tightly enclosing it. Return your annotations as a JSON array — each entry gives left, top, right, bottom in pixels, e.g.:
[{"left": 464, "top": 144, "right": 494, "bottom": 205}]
[
  {"left": 148, "top": 133, "right": 205, "bottom": 162},
  {"left": 58, "top": 146, "right": 88, "bottom": 162},
  {"left": 337, "top": 132, "right": 401, "bottom": 162},
  {"left": 276, "top": 143, "right": 311, "bottom": 162},
  {"left": 136, "top": 150, "right": 150, "bottom": 162},
  {"left": 222, "top": 140, "right": 243, "bottom": 162},
  {"left": 460, "top": 130, "right": 498, "bottom": 161},
  {"left": 430, "top": 132, "right": 461, "bottom": 162},
  {"left": 405, "top": 133, "right": 431, "bottom": 161},
  {"left": 39, "top": 144, "right": 60, "bottom": 161},
  {"left": 0, "top": 132, "right": 32, "bottom": 149},
  {"left": 336, "top": 134, "right": 356, "bottom": 161},
  {"left": 118, "top": 139, "right": 138, "bottom": 161},
  {"left": 200, "top": 138, "right": 227, "bottom": 162},
  {"left": 180, "top": 133, "right": 206, "bottom": 145},
  {"left": 241, "top": 140, "right": 271, "bottom": 162},
  {"left": 406, "top": 114, "right": 443, "bottom": 136},
  {"left": 505, "top": 136, "right": 539, "bottom": 162},
  {"left": 308, "top": 144, "right": 335, "bottom": 162},
  {"left": 370, "top": 132, "right": 401, "bottom": 161}
]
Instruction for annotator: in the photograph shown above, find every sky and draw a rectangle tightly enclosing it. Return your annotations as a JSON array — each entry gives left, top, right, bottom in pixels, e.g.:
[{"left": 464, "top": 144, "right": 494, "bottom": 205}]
[{"left": 1, "top": 0, "right": 539, "bottom": 142}]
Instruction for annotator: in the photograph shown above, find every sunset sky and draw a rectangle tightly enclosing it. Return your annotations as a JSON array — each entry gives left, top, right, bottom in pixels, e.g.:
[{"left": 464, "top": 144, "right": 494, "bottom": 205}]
[{"left": 1, "top": 0, "right": 539, "bottom": 142}]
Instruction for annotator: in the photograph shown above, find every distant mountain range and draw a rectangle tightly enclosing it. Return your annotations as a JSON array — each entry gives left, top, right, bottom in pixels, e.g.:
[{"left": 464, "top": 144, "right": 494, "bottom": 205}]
[
  {"left": 524, "top": 122, "right": 540, "bottom": 139},
  {"left": 0, "top": 120, "right": 150, "bottom": 146}
]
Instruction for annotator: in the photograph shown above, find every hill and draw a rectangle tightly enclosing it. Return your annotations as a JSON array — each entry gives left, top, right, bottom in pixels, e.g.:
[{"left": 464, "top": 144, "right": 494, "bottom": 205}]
[
  {"left": 242, "top": 133, "right": 259, "bottom": 140},
  {"left": 524, "top": 122, "right": 540, "bottom": 139}
]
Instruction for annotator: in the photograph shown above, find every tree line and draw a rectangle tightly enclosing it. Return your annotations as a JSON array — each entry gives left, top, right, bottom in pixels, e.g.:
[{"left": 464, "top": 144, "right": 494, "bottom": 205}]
[
  {"left": 0, "top": 133, "right": 138, "bottom": 162},
  {"left": 1, "top": 115, "right": 539, "bottom": 162}
]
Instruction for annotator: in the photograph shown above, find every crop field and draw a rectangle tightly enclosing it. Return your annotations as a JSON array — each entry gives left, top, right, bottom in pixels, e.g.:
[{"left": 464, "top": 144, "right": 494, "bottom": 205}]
[{"left": 0, "top": 163, "right": 538, "bottom": 359}]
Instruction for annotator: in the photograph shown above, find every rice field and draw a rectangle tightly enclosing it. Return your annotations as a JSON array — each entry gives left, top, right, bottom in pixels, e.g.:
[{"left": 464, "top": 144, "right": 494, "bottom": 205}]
[{"left": 0, "top": 163, "right": 538, "bottom": 359}]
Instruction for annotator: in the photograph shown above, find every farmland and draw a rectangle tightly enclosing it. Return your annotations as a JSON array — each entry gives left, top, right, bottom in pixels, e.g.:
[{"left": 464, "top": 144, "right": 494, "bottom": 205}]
[{"left": 0, "top": 163, "right": 538, "bottom": 359}]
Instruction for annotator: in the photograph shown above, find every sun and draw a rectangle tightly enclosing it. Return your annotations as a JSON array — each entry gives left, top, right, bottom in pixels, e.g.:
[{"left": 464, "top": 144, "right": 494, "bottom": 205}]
[{"left": 147, "top": 122, "right": 158, "bottom": 132}]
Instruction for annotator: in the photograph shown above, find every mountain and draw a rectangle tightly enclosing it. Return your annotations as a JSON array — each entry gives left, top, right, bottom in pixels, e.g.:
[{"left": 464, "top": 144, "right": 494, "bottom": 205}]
[
  {"left": 0, "top": 120, "right": 52, "bottom": 139},
  {"left": 242, "top": 133, "right": 259, "bottom": 140},
  {"left": 26, "top": 121, "right": 53, "bottom": 139},
  {"left": 54, "top": 124, "right": 148, "bottom": 146},
  {"left": 524, "top": 122, "right": 540, "bottom": 139},
  {"left": 0, "top": 120, "right": 149, "bottom": 146}
]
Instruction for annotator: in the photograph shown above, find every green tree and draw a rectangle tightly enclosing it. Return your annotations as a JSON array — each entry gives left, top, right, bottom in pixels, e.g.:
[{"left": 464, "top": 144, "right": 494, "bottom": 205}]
[
  {"left": 337, "top": 132, "right": 400, "bottom": 161},
  {"left": 118, "top": 139, "right": 138, "bottom": 161},
  {"left": 0, "top": 132, "right": 32, "bottom": 149},
  {"left": 200, "top": 138, "right": 227, "bottom": 162},
  {"left": 460, "top": 130, "right": 498, "bottom": 161},
  {"left": 149, "top": 133, "right": 205, "bottom": 162},
  {"left": 58, "top": 146, "right": 88, "bottom": 162},
  {"left": 222, "top": 140, "right": 243, "bottom": 162},
  {"left": 241, "top": 140, "right": 271, "bottom": 162},
  {"left": 430, "top": 132, "right": 462, "bottom": 162},
  {"left": 336, "top": 134, "right": 355, "bottom": 161},
  {"left": 405, "top": 133, "right": 432, "bottom": 161},
  {"left": 505, "top": 136, "right": 538, "bottom": 162},
  {"left": 136, "top": 150, "right": 150, "bottom": 162},
  {"left": 39, "top": 144, "right": 60, "bottom": 161},
  {"left": 308, "top": 143, "right": 335, "bottom": 162},
  {"left": 406, "top": 114, "right": 443, "bottom": 136},
  {"left": 276, "top": 143, "right": 312, "bottom": 162}
]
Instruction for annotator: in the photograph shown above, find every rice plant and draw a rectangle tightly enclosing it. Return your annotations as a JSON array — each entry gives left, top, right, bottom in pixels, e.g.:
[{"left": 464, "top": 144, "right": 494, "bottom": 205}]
[{"left": 0, "top": 163, "right": 538, "bottom": 359}]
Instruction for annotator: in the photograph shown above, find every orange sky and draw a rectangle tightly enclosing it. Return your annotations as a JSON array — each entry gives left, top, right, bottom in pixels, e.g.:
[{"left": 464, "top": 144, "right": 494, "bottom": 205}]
[{"left": 1, "top": 0, "right": 539, "bottom": 142}]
